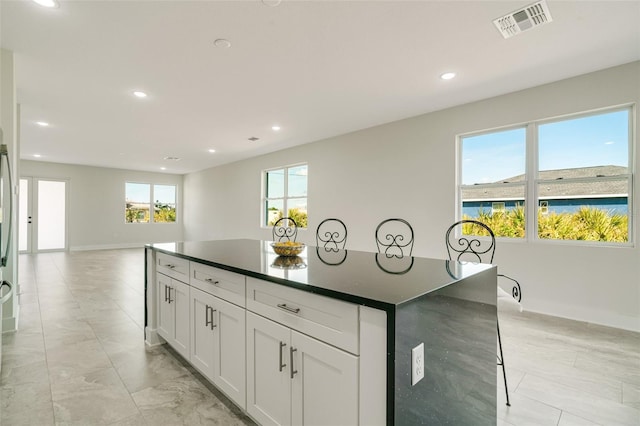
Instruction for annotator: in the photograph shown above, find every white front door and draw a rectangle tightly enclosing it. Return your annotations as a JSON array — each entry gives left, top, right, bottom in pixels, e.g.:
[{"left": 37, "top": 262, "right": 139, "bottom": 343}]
[{"left": 19, "top": 177, "right": 68, "bottom": 253}]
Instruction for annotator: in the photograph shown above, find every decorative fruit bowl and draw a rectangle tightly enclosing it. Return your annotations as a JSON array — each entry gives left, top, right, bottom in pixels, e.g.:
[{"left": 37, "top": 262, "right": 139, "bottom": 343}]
[{"left": 271, "top": 241, "right": 305, "bottom": 257}]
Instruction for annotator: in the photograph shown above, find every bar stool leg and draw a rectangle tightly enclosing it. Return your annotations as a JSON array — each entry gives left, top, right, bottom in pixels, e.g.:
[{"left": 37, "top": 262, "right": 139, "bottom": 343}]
[{"left": 497, "top": 319, "right": 511, "bottom": 406}]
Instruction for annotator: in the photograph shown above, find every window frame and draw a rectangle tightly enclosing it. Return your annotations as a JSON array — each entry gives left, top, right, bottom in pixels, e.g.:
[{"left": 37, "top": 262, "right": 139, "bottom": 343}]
[
  {"left": 125, "top": 181, "right": 178, "bottom": 224},
  {"left": 457, "top": 104, "right": 634, "bottom": 246},
  {"left": 262, "top": 163, "right": 308, "bottom": 229}
]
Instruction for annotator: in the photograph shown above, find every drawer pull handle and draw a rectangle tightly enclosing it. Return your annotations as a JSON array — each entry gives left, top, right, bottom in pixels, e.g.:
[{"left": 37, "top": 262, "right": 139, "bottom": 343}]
[
  {"left": 166, "top": 264, "right": 176, "bottom": 269},
  {"left": 205, "top": 278, "right": 220, "bottom": 285},
  {"left": 167, "top": 286, "right": 174, "bottom": 304},
  {"left": 164, "top": 285, "right": 169, "bottom": 302},
  {"left": 277, "top": 303, "right": 300, "bottom": 314},
  {"left": 290, "top": 347, "right": 298, "bottom": 379},
  {"left": 279, "top": 341, "right": 287, "bottom": 372}
]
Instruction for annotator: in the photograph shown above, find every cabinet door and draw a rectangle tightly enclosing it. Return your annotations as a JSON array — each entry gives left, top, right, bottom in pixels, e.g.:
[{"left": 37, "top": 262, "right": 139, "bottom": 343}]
[
  {"left": 213, "top": 297, "right": 246, "bottom": 410},
  {"left": 190, "top": 287, "right": 217, "bottom": 380},
  {"left": 247, "top": 312, "right": 291, "bottom": 426},
  {"left": 157, "top": 273, "right": 174, "bottom": 342},
  {"left": 172, "top": 279, "right": 191, "bottom": 360},
  {"left": 291, "top": 330, "right": 359, "bottom": 426}
]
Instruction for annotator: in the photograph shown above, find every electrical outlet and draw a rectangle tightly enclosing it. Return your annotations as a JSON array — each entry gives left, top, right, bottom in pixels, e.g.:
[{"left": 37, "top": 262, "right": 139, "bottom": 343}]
[{"left": 411, "top": 342, "right": 424, "bottom": 386}]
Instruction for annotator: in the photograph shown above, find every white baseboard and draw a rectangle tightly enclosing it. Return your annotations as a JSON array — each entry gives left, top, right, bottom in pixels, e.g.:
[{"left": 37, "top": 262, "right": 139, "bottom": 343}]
[
  {"left": 1, "top": 312, "right": 18, "bottom": 333},
  {"left": 70, "top": 243, "right": 146, "bottom": 252},
  {"left": 523, "top": 300, "right": 640, "bottom": 333},
  {"left": 145, "top": 327, "right": 165, "bottom": 346}
]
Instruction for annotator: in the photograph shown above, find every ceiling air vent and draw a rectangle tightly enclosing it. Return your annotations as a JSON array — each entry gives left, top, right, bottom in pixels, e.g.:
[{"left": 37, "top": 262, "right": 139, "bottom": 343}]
[{"left": 493, "top": 0, "right": 553, "bottom": 39}]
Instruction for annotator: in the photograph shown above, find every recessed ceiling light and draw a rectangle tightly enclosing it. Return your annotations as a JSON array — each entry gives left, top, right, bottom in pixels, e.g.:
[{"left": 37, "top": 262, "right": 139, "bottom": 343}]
[
  {"left": 133, "top": 91, "right": 147, "bottom": 98},
  {"left": 262, "top": 0, "right": 281, "bottom": 6},
  {"left": 36, "top": 121, "right": 49, "bottom": 127},
  {"left": 32, "top": 0, "right": 58, "bottom": 8},
  {"left": 160, "top": 167, "right": 167, "bottom": 171},
  {"left": 440, "top": 72, "right": 456, "bottom": 80},
  {"left": 272, "top": 125, "right": 281, "bottom": 131},
  {"left": 214, "top": 39, "right": 231, "bottom": 48},
  {"left": 208, "top": 149, "right": 216, "bottom": 153},
  {"left": 34, "top": 154, "right": 42, "bottom": 158}
]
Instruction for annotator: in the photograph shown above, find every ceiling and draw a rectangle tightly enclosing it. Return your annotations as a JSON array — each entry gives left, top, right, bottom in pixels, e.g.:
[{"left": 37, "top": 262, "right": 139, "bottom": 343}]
[{"left": 1, "top": 0, "right": 639, "bottom": 175}]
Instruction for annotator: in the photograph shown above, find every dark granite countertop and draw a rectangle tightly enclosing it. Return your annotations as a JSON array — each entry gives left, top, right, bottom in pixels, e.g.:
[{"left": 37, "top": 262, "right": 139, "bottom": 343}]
[{"left": 146, "top": 239, "right": 493, "bottom": 311}]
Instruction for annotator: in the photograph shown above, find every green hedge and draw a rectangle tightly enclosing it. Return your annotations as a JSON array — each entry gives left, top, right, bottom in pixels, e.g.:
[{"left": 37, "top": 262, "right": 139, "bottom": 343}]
[{"left": 464, "top": 205, "right": 628, "bottom": 242}]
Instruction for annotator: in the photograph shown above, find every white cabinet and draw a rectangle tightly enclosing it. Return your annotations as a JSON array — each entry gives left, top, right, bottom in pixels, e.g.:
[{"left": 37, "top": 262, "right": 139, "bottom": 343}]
[
  {"left": 156, "top": 272, "right": 190, "bottom": 360},
  {"left": 190, "top": 286, "right": 246, "bottom": 409},
  {"left": 246, "top": 312, "right": 291, "bottom": 426},
  {"left": 149, "top": 252, "right": 383, "bottom": 426},
  {"left": 247, "top": 312, "right": 358, "bottom": 426},
  {"left": 291, "top": 331, "right": 358, "bottom": 425}
]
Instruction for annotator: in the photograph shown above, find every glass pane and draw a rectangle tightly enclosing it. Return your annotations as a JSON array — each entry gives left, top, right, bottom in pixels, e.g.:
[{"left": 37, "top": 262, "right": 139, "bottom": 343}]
[
  {"left": 38, "top": 180, "right": 66, "bottom": 250},
  {"left": 461, "top": 128, "right": 526, "bottom": 185},
  {"left": 19, "top": 179, "right": 29, "bottom": 251},
  {"left": 266, "top": 169, "right": 284, "bottom": 198},
  {"left": 287, "top": 198, "right": 308, "bottom": 228},
  {"left": 125, "top": 182, "right": 150, "bottom": 223},
  {"left": 539, "top": 110, "right": 629, "bottom": 177},
  {"left": 288, "top": 165, "right": 308, "bottom": 197},
  {"left": 266, "top": 199, "right": 283, "bottom": 226},
  {"left": 537, "top": 179, "right": 628, "bottom": 242},
  {"left": 461, "top": 184, "right": 525, "bottom": 238},
  {"left": 154, "top": 184, "right": 176, "bottom": 223}
]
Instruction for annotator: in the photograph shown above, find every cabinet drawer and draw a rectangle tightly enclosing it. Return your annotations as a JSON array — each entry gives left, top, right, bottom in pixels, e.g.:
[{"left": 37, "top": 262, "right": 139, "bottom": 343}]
[
  {"left": 156, "top": 252, "right": 189, "bottom": 282},
  {"left": 246, "top": 277, "right": 359, "bottom": 355},
  {"left": 190, "top": 262, "right": 246, "bottom": 307}
]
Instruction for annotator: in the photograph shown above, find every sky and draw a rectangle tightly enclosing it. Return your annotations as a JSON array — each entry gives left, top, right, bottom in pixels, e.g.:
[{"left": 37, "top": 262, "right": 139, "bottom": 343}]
[
  {"left": 462, "top": 109, "right": 629, "bottom": 185},
  {"left": 126, "top": 183, "right": 176, "bottom": 204}
]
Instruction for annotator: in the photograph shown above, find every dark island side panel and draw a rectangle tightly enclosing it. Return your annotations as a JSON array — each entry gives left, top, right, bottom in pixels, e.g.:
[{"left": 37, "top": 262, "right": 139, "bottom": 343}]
[{"left": 394, "top": 267, "right": 497, "bottom": 425}]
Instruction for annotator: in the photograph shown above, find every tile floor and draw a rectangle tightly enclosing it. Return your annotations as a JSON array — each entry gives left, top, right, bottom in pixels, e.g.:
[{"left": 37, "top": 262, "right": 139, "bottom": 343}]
[{"left": 1, "top": 249, "right": 638, "bottom": 425}]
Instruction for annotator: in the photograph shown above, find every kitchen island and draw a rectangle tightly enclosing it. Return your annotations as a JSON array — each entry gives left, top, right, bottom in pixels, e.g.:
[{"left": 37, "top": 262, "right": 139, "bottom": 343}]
[{"left": 145, "top": 239, "right": 497, "bottom": 425}]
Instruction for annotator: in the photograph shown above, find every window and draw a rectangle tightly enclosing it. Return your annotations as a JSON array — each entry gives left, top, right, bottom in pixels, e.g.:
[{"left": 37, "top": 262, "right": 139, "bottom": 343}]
[
  {"left": 125, "top": 183, "right": 177, "bottom": 223},
  {"left": 264, "top": 164, "right": 308, "bottom": 228},
  {"left": 539, "top": 201, "right": 549, "bottom": 215},
  {"left": 459, "top": 106, "right": 633, "bottom": 243},
  {"left": 460, "top": 127, "right": 527, "bottom": 238},
  {"left": 125, "top": 183, "right": 150, "bottom": 223},
  {"left": 153, "top": 184, "right": 177, "bottom": 223}
]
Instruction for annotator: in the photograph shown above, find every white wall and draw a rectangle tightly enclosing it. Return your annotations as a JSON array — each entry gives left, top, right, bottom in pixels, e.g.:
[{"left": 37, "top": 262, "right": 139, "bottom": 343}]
[
  {"left": 20, "top": 160, "right": 184, "bottom": 250},
  {"left": 183, "top": 61, "right": 640, "bottom": 332}
]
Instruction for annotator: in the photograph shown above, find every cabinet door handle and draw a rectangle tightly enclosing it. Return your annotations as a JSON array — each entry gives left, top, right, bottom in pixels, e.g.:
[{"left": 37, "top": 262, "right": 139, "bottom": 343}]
[
  {"left": 205, "top": 305, "right": 212, "bottom": 328},
  {"left": 164, "top": 285, "right": 169, "bottom": 302},
  {"left": 277, "top": 303, "right": 300, "bottom": 314},
  {"left": 210, "top": 309, "right": 217, "bottom": 330},
  {"left": 205, "top": 278, "right": 220, "bottom": 285},
  {"left": 167, "top": 287, "right": 174, "bottom": 304},
  {"left": 279, "top": 341, "right": 287, "bottom": 372},
  {"left": 290, "top": 347, "right": 298, "bottom": 379}
]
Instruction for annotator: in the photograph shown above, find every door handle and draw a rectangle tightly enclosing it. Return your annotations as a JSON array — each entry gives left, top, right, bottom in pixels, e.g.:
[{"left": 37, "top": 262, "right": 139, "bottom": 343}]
[
  {"left": 290, "top": 347, "right": 298, "bottom": 379},
  {"left": 279, "top": 341, "right": 287, "bottom": 372},
  {"left": 210, "top": 308, "right": 217, "bottom": 330},
  {"left": 167, "top": 286, "right": 173, "bottom": 303},
  {"left": 164, "top": 285, "right": 169, "bottom": 302}
]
